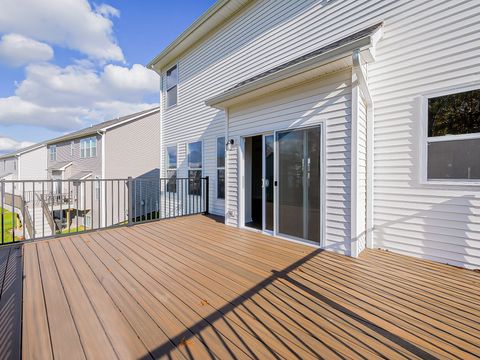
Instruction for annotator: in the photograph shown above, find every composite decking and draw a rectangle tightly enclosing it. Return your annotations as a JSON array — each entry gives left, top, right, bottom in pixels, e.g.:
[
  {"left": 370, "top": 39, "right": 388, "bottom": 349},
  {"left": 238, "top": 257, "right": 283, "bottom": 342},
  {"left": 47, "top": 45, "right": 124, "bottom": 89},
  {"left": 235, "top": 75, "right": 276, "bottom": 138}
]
[{"left": 17, "top": 215, "right": 480, "bottom": 359}]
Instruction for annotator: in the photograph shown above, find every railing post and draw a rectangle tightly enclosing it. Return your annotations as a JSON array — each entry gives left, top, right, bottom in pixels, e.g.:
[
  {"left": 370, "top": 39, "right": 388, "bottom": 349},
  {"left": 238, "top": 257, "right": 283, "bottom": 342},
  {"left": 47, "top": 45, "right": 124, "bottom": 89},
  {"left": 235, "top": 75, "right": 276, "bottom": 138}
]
[
  {"left": 1, "top": 180, "right": 4, "bottom": 244},
  {"left": 127, "top": 177, "right": 133, "bottom": 226},
  {"left": 204, "top": 176, "right": 209, "bottom": 215}
]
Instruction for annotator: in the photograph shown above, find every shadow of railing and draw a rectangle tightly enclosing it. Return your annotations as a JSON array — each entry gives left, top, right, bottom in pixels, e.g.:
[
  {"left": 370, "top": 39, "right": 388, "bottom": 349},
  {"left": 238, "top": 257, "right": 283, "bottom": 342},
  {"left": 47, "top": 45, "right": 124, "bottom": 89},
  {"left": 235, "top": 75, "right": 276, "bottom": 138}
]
[
  {"left": 0, "top": 246, "right": 22, "bottom": 360},
  {"left": 140, "top": 243, "right": 445, "bottom": 359}
]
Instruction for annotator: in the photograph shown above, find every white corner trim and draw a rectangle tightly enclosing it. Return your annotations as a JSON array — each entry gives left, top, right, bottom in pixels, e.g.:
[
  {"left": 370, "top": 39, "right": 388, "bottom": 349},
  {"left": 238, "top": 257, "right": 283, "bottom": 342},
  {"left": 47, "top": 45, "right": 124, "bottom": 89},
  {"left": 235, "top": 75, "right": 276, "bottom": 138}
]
[
  {"left": 353, "top": 50, "right": 375, "bottom": 250},
  {"left": 350, "top": 69, "right": 360, "bottom": 257}
]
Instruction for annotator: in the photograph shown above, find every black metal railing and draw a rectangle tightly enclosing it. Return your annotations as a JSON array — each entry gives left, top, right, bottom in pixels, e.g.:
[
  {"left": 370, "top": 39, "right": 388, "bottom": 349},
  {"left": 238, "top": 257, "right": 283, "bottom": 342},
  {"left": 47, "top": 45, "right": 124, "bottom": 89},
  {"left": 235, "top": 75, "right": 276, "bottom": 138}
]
[{"left": 0, "top": 176, "right": 209, "bottom": 245}]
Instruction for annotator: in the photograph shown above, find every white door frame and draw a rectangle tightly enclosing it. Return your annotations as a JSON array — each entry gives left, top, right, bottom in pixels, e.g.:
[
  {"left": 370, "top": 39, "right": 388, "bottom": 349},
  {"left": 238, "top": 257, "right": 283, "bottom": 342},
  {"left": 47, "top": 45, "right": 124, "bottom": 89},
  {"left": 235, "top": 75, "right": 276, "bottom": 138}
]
[{"left": 238, "top": 122, "right": 326, "bottom": 247}]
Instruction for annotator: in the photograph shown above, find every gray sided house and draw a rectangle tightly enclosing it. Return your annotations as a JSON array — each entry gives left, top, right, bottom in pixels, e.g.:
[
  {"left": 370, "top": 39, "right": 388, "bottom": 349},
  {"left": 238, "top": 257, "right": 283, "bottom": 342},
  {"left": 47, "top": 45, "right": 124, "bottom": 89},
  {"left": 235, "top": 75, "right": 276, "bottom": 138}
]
[
  {"left": 46, "top": 107, "right": 160, "bottom": 231},
  {"left": 148, "top": 0, "right": 480, "bottom": 269},
  {"left": 0, "top": 143, "right": 47, "bottom": 181}
]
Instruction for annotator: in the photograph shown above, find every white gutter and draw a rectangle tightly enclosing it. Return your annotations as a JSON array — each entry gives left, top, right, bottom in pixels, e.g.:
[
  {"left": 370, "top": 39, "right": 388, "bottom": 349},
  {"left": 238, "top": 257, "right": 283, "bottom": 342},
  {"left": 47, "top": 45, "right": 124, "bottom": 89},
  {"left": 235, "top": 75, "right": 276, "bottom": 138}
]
[{"left": 352, "top": 49, "right": 374, "bottom": 249}]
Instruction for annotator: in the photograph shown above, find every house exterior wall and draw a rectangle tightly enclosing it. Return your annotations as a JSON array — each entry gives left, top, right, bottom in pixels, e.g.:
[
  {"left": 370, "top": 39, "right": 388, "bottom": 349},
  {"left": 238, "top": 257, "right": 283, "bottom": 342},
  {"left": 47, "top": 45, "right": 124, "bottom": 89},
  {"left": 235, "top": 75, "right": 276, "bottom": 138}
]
[
  {"left": 47, "top": 135, "right": 102, "bottom": 178},
  {"left": 47, "top": 135, "right": 102, "bottom": 229},
  {"left": 18, "top": 146, "right": 48, "bottom": 180},
  {"left": 0, "top": 156, "right": 17, "bottom": 179},
  {"left": 157, "top": 0, "right": 480, "bottom": 267},
  {"left": 105, "top": 110, "right": 161, "bottom": 224},
  {"left": 228, "top": 70, "right": 352, "bottom": 254}
]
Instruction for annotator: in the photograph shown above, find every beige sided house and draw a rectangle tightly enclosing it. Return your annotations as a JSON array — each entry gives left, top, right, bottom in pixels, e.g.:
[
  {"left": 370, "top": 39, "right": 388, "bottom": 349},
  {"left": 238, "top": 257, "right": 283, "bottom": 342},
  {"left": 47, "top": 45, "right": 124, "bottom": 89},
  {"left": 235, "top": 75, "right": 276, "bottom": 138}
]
[
  {"left": 46, "top": 107, "right": 160, "bottom": 231},
  {"left": 148, "top": 0, "right": 480, "bottom": 269}
]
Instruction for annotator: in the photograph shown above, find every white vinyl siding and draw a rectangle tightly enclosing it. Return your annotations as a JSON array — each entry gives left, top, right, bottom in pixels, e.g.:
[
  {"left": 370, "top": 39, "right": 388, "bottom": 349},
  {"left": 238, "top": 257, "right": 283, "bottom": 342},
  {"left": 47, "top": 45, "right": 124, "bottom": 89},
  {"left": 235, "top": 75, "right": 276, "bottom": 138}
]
[
  {"left": 228, "top": 70, "right": 352, "bottom": 254},
  {"left": 159, "top": 0, "right": 480, "bottom": 267}
]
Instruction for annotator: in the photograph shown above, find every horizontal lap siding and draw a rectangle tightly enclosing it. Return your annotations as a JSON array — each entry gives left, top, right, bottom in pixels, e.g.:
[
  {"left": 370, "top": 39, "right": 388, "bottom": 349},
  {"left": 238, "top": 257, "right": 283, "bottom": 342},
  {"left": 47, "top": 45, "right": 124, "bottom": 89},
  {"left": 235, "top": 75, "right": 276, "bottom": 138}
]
[
  {"left": 368, "top": 0, "right": 480, "bottom": 268},
  {"left": 228, "top": 71, "right": 352, "bottom": 254},
  {"left": 357, "top": 96, "right": 367, "bottom": 254},
  {"left": 48, "top": 137, "right": 102, "bottom": 178},
  {"left": 161, "top": 0, "right": 396, "bottom": 218},
  {"left": 160, "top": 0, "right": 479, "bottom": 266},
  {"left": 18, "top": 148, "right": 47, "bottom": 180}
]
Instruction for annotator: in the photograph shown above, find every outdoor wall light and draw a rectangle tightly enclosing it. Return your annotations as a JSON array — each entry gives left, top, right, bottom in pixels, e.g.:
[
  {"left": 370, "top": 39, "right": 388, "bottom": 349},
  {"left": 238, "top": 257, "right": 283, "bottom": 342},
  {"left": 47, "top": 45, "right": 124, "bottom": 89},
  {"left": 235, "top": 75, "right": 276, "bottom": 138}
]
[{"left": 226, "top": 138, "right": 234, "bottom": 151}]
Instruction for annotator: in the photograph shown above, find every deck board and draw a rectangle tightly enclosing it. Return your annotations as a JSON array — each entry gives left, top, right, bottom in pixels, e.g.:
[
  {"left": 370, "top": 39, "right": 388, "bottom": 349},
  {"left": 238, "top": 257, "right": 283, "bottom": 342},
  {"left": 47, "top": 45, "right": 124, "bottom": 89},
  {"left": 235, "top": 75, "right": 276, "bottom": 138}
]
[
  {"left": 20, "top": 215, "right": 480, "bottom": 359},
  {"left": 0, "top": 246, "right": 22, "bottom": 360}
]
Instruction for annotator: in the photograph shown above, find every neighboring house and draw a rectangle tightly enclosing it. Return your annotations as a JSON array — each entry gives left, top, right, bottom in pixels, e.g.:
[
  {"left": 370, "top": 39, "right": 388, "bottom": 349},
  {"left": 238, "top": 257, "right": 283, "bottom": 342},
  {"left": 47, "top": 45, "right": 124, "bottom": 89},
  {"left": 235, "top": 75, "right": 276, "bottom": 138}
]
[
  {"left": 0, "top": 143, "right": 48, "bottom": 239},
  {"left": 46, "top": 107, "right": 160, "bottom": 230},
  {"left": 0, "top": 143, "right": 47, "bottom": 181},
  {"left": 148, "top": 0, "right": 480, "bottom": 269}
]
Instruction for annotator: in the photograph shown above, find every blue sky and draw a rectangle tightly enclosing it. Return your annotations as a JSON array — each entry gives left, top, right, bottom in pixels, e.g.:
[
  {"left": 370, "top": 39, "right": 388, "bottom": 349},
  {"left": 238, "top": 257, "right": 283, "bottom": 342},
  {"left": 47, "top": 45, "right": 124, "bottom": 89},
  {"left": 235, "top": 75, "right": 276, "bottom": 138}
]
[{"left": 0, "top": 0, "right": 216, "bottom": 154}]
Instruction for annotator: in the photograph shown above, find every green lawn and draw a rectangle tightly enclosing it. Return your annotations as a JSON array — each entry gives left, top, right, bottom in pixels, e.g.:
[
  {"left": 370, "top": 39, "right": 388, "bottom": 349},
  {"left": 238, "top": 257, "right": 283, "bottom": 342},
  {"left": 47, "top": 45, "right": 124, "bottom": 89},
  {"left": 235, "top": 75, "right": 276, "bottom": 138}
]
[
  {"left": 0, "top": 207, "right": 17, "bottom": 243},
  {"left": 60, "top": 226, "right": 86, "bottom": 234}
]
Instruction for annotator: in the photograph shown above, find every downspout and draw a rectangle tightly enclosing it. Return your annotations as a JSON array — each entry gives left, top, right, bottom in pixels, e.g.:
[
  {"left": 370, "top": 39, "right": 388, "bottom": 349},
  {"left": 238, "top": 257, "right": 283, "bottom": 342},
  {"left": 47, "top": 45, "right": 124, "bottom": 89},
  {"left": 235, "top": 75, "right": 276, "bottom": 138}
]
[{"left": 353, "top": 49, "right": 374, "bottom": 249}]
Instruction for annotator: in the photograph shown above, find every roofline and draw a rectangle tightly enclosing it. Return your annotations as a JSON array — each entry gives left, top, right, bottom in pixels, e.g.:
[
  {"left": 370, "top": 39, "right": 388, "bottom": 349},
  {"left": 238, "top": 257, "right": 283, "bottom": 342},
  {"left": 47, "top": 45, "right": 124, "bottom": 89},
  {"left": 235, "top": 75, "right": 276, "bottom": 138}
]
[
  {"left": 99, "top": 107, "right": 159, "bottom": 132},
  {"left": 0, "top": 142, "right": 46, "bottom": 160},
  {"left": 147, "top": 0, "right": 250, "bottom": 72},
  {"left": 205, "top": 34, "right": 376, "bottom": 108},
  {"left": 46, "top": 107, "right": 159, "bottom": 145}
]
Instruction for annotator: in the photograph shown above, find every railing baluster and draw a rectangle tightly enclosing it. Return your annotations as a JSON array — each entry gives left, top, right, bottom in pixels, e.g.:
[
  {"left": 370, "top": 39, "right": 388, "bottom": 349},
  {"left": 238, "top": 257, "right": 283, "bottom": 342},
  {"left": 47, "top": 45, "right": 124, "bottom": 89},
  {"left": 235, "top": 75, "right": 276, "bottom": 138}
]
[
  {"left": 32, "top": 182, "right": 35, "bottom": 239},
  {"left": 1, "top": 181, "right": 4, "bottom": 244}
]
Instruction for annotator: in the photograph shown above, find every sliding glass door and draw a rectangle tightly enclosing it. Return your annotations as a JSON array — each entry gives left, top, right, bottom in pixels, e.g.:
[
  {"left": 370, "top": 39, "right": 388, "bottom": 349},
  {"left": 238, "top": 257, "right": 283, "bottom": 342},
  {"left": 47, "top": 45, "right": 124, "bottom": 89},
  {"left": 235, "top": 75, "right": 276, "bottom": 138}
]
[{"left": 276, "top": 126, "right": 321, "bottom": 244}]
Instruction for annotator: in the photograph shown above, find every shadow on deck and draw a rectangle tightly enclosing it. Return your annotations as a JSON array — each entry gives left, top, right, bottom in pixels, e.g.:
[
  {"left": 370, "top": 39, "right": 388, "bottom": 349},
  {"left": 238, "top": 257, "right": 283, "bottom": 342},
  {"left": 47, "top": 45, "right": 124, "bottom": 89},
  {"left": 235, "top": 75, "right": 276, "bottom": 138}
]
[{"left": 4, "top": 215, "right": 480, "bottom": 359}]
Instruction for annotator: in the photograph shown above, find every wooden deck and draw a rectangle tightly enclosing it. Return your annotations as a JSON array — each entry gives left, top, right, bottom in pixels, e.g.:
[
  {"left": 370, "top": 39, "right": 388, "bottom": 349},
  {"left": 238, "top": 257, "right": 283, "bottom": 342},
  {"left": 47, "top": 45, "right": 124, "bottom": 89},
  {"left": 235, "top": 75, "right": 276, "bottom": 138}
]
[{"left": 19, "top": 215, "right": 480, "bottom": 359}]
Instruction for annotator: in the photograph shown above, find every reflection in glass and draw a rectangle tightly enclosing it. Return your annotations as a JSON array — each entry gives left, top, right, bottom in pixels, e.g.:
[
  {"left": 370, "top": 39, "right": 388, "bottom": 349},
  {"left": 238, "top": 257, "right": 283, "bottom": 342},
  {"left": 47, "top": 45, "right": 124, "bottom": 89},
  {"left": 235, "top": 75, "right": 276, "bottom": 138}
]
[
  {"left": 277, "top": 127, "right": 321, "bottom": 243},
  {"left": 188, "top": 141, "right": 202, "bottom": 168},
  {"left": 265, "top": 135, "right": 274, "bottom": 231}
]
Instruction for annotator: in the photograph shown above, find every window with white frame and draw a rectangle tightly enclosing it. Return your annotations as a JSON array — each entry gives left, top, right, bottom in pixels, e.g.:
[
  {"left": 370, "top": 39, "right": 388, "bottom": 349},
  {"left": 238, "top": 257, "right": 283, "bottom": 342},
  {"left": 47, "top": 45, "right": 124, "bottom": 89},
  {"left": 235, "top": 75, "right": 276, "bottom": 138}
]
[
  {"left": 217, "top": 137, "right": 225, "bottom": 199},
  {"left": 426, "top": 88, "right": 480, "bottom": 181},
  {"left": 80, "top": 137, "right": 97, "bottom": 158},
  {"left": 166, "top": 65, "right": 178, "bottom": 108},
  {"left": 188, "top": 141, "right": 202, "bottom": 195},
  {"left": 166, "top": 145, "right": 177, "bottom": 193},
  {"left": 49, "top": 145, "right": 57, "bottom": 161},
  {"left": 70, "top": 141, "right": 74, "bottom": 156}
]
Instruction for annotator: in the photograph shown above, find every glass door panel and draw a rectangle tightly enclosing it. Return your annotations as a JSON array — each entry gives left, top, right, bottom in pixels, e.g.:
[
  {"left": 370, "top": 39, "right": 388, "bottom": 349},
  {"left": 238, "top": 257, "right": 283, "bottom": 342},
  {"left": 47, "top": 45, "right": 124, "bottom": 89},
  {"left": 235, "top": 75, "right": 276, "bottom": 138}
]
[
  {"left": 276, "top": 126, "right": 321, "bottom": 243},
  {"left": 264, "top": 135, "right": 274, "bottom": 231},
  {"left": 277, "top": 129, "right": 305, "bottom": 239}
]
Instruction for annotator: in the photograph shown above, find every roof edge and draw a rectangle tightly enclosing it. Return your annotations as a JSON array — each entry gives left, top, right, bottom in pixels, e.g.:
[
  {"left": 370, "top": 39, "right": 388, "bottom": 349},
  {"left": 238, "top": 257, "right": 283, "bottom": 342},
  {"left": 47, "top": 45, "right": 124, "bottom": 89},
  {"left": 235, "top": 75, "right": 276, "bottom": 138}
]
[
  {"left": 205, "top": 35, "right": 373, "bottom": 108},
  {"left": 100, "top": 107, "right": 159, "bottom": 132},
  {"left": 147, "top": 0, "right": 250, "bottom": 72}
]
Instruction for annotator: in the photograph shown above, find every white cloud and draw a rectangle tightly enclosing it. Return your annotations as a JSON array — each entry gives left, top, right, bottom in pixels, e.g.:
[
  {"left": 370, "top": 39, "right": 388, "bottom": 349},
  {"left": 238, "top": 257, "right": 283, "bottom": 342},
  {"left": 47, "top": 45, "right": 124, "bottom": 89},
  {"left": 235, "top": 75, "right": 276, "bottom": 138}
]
[
  {"left": 95, "top": 4, "right": 120, "bottom": 18},
  {"left": 0, "top": 61, "right": 159, "bottom": 131},
  {"left": 101, "top": 64, "right": 160, "bottom": 94},
  {"left": 0, "top": 33, "right": 54, "bottom": 67},
  {"left": 0, "top": 0, "right": 124, "bottom": 61},
  {"left": 0, "top": 96, "right": 85, "bottom": 131},
  {"left": 15, "top": 62, "right": 159, "bottom": 108},
  {"left": 0, "top": 136, "right": 35, "bottom": 153}
]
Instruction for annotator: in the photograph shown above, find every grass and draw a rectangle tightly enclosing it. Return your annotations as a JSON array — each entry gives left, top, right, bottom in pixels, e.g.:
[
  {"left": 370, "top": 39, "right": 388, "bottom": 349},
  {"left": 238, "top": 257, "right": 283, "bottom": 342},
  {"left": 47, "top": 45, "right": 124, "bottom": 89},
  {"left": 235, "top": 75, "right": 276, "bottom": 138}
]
[
  {"left": 0, "top": 207, "right": 17, "bottom": 243},
  {"left": 60, "top": 226, "right": 86, "bottom": 235}
]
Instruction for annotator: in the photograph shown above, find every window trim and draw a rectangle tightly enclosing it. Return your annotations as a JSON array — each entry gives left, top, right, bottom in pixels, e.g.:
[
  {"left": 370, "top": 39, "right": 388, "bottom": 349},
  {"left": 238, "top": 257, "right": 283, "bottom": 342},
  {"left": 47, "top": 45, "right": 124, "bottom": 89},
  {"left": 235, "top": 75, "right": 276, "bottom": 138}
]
[
  {"left": 80, "top": 136, "right": 97, "bottom": 159},
  {"left": 420, "top": 83, "right": 480, "bottom": 186},
  {"left": 187, "top": 140, "right": 203, "bottom": 196},
  {"left": 166, "top": 144, "right": 178, "bottom": 193},
  {"left": 165, "top": 63, "right": 179, "bottom": 109},
  {"left": 49, "top": 145, "right": 57, "bottom": 162},
  {"left": 216, "top": 136, "right": 225, "bottom": 199}
]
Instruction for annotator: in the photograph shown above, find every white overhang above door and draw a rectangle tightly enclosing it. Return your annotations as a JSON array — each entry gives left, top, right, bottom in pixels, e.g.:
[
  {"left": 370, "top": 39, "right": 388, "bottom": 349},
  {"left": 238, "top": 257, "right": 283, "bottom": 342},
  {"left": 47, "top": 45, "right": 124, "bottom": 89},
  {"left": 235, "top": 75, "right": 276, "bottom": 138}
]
[{"left": 205, "top": 22, "right": 384, "bottom": 110}]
